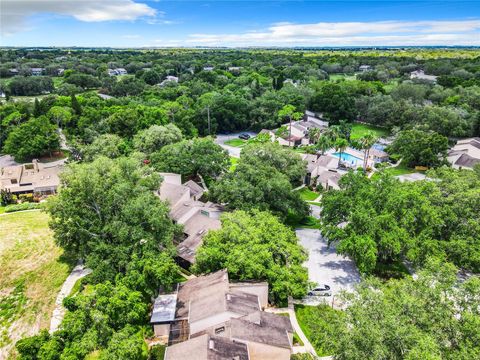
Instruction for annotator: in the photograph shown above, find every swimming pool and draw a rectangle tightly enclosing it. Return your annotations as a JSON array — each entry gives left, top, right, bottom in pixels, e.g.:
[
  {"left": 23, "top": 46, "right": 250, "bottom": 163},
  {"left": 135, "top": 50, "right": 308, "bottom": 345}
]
[{"left": 333, "top": 152, "right": 363, "bottom": 165}]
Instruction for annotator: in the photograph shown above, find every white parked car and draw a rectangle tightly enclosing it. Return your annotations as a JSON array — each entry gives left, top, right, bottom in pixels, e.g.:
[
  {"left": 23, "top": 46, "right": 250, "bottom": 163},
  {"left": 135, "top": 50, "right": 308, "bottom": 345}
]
[{"left": 308, "top": 284, "right": 332, "bottom": 297}]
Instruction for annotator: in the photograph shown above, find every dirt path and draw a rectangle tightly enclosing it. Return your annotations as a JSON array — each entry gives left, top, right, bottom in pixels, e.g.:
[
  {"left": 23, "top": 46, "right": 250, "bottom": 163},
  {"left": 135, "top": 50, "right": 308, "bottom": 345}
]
[{"left": 49, "top": 263, "right": 92, "bottom": 333}]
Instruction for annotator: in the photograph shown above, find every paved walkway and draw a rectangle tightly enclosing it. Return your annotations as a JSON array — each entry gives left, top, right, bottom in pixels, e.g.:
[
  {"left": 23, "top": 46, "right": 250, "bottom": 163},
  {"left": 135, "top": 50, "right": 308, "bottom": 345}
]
[
  {"left": 50, "top": 263, "right": 92, "bottom": 333},
  {"left": 265, "top": 306, "right": 317, "bottom": 357}
]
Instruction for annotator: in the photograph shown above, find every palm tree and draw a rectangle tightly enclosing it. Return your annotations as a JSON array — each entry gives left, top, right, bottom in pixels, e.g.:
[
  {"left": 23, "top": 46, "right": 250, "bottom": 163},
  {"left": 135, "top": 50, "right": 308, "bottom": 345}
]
[
  {"left": 335, "top": 138, "right": 349, "bottom": 167},
  {"left": 316, "top": 135, "right": 332, "bottom": 155},
  {"left": 324, "top": 125, "right": 341, "bottom": 143},
  {"left": 359, "top": 131, "right": 378, "bottom": 171}
]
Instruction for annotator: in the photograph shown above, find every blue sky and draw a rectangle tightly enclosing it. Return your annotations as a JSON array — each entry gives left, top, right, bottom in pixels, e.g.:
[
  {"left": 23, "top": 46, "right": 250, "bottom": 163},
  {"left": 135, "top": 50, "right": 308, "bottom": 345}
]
[{"left": 2, "top": 1, "right": 480, "bottom": 47}]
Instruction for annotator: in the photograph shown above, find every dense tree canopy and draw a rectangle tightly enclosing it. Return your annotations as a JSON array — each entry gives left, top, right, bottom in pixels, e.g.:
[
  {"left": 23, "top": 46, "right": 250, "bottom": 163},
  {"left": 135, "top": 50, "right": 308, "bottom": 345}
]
[
  {"left": 150, "top": 137, "right": 229, "bottom": 180},
  {"left": 240, "top": 142, "right": 306, "bottom": 185},
  {"left": 132, "top": 123, "right": 183, "bottom": 156},
  {"left": 47, "top": 156, "right": 179, "bottom": 284},
  {"left": 335, "top": 260, "right": 480, "bottom": 360},
  {"left": 3, "top": 116, "right": 60, "bottom": 161},
  {"left": 387, "top": 129, "right": 449, "bottom": 168},
  {"left": 211, "top": 157, "right": 309, "bottom": 220},
  {"left": 193, "top": 210, "right": 309, "bottom": 304},
  {"left": 320, "top": 169, "right": 480, "bottom": 273}
]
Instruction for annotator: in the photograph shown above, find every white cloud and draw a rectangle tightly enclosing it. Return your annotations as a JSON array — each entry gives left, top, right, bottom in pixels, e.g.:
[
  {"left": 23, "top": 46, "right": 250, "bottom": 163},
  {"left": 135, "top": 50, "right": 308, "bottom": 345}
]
[
  {"left": 186, "top": 19, "right": 480, "bottom": 46},
  {"left": 1, "top": 0, "right": 157, "bottom": 35}
]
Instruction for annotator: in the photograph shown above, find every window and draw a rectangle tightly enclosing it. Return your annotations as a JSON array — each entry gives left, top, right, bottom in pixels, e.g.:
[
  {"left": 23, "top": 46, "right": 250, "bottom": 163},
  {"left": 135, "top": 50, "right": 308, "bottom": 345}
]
[
  {"left": 10, "top": 179, "right": 17, "bottom": 184},
  {"left": 200, "top": 210, "right": 209, "bottom": 217},
  {"left": 215, "top": 326, "right": 225, "bottom": 334}
]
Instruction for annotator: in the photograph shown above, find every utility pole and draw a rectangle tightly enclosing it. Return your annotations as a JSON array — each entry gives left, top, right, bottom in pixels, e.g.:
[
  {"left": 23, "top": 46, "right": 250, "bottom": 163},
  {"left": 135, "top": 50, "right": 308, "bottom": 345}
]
[
  {"left": 207, "top": 105, "right": 211, "bottom": 135},
  {"left": 289, "top": 115, "right": 292, "bottom": 147}
]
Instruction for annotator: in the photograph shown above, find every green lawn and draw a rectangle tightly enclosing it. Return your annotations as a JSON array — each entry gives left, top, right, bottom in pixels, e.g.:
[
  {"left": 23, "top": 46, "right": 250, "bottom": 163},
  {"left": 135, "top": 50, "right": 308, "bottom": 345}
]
[
  {"left": 229, "top": 157, "right": 238, "bottom": 172},
  {"left": 296, "top": 187, "right": 319, "bottom": 201},
  {"left": 224, "top": 139, "right": 247, "bottom": 147},
  {"left": 295, "top": 304, "right": 345, "bottom": 357},
  {"left": 0, "top": 211, "right": 72, "bottom": 358},
  {"left": 373, "top": 161, "right": 419, "bottom": 178},
  {"left": 329, "top": 73, "right": 356, "bottom": 81},
  {"left": 350, "top": 123, "right": 389, "bottom": 140}
]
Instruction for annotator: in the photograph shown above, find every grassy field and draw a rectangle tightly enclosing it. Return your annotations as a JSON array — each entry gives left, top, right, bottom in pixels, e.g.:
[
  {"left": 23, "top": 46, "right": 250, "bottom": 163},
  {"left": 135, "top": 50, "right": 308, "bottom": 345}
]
[
  {"left": 0, "top": 211, "right": 71, "bottom": 359},
  {"left": 296, "top": 187, "right": 319, "bottom": 201},
  {"left": 350, "top": 123, "right": 389, "bottom": 140},
  {"left": 224, "top": 139, "right": 247, "bottom": 147}
]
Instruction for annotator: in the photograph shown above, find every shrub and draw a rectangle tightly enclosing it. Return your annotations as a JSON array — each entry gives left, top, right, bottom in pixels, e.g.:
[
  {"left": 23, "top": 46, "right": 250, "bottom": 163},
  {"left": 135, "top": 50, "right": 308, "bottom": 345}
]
[
  {"left": 5, "top": 202, "right": 43, "bottom": 213},
  {"left": 19, "top": 193, "right": 35, "bottom": 203}
]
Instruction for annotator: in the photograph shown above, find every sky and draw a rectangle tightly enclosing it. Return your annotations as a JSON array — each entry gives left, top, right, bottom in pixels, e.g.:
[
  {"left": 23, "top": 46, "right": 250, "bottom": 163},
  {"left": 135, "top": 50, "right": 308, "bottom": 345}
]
[{"left": 1, "top": 0, "right": 480, "bottom": 47}]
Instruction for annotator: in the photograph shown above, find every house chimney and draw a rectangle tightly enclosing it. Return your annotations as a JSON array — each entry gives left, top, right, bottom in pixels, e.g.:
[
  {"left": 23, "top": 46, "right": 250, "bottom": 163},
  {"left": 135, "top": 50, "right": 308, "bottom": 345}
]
[{"left": 208, "top": 339, "right": 215, "bottom": 350}]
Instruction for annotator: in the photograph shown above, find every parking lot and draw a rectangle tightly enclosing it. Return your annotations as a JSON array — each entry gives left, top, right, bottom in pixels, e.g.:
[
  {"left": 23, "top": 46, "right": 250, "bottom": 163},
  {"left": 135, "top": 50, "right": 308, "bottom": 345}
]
[{"left": 296, "top": 229, "right": 361, "bottom": 306}]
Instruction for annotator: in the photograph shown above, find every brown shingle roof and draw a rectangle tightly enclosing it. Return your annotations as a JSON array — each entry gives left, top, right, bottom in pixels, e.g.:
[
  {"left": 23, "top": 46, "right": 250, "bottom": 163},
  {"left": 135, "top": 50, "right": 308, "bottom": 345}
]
[{"left": 165, "top": 334, "right": 249, "bottom": 360}]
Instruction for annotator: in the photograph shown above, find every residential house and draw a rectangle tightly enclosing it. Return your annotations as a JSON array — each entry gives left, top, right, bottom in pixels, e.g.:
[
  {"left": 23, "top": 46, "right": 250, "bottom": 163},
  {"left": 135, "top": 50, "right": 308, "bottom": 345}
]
[
  {"left": 260, "top": 110, "right": 329, "bottom": 147},
  {"left": 57, "top": 68, "right": 65, "bottom": 76},
  {"left": 9, "top": 68, "right": 19, "bottom": 76},
  {"left": 228, "top": 66, "right": 241, "bottom": 72},
  {"left": 302, "top": 153, "right": 344, "bottom": 190},
  {"left": 410, "top": 70, "right": 437, "bottom": 83},
  {"left": 98, "top": 93, "right": 114, "bottom": 100},
  {"left": 448, "top": 137, "right": 480, "bottom": 170},
  {"left": 155, "top": 270, "right": 292, "bottom": 360},
  {"left": 0, "top": 160, "right": 63, "bottom": 195},
  {"left": 107, "top": 68, "right": 128, "bottom": 76},
  {"left": 115, "top": 68, "right": 128, "bottom": 75},
  {"left": 369, "top": 147, "right": 390, "bottom": 163},
  {"left": 203, "top": 66, "right": 215, "bottom": 71},
  {"left": 159, "top": 75, "right": 179, "bottom": 86},
  {"left": 158, "top": 173, "right": 222, "bottom": 267},
  {"left": 359, "top": 65, "right": 371, "bottom": 72},
  {"left": 31, "top": 68, "right": 45, "bottom": 76},
  {"left": 165, "top": 334, "right": 249, "bottom": 360}
]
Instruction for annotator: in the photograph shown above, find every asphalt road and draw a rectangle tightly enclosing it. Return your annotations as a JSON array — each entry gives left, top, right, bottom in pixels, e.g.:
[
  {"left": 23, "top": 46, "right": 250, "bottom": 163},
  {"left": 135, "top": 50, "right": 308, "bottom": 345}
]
[{"left": 296, "top": 229, "right": 361, "bottom": 306}]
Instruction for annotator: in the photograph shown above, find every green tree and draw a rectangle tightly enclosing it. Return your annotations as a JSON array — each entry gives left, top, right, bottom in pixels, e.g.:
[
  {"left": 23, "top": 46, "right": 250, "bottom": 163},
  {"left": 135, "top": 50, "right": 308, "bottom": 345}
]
[
  {"left": 387, "top": 129, "right": 448, "bottom": 168},
  {"left": 82, "top": 134, "right": 127, "bottom": 161},
  {"left": 132, "top": 124, "right": 182, "bottom": 156},
  {"left": 277, "top": 104, "right": 303, "bottom": 147},
  {"left": 316, "top": 135, "right": 332, "bottom": 155},
  {"left": 358, "top": 131, "right": 378, "bottom": 171},
  {"left": 310, "top": 83, "right": 356, "bottom": 124},
  {"left": 335, "top": 138, "right": 349, "bottom": 165},
  {"left": 193, "top": 210, "right": 309, "bottom": 304},
  {"left": 100, "top": 326, "right": 147, "bottom": 360},
  {"left": 47, "top": 106, "right": 72, "bottom": 128},
  {"left": 150, "top": 137, "right": 229, "bottom": 179},
  {"left": 3, "top": 116, "right": 60, "bottom": 161},
  {"left": 335, "top": 260, "right": 480, "bottom": 360},
  {"left": 47, "top": 156, "right": 178, "bottom": 283},
  {"left": 211, "top": 160, "right": 309, "bottom": 220},
  {"left": 240, "top": 142, "right": 306, "bottom": 185},
  {"left": 70, "top": 94, "right": 82, "bottom": 116}
]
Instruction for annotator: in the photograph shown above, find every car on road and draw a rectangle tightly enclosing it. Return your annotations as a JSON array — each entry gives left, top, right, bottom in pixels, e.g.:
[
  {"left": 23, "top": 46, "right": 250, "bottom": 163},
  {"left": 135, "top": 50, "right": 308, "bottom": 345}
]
[
  {"left": 308, "top": 284, "right": 332, "bottom": 297},
  {"left": 238, "top": 133, "right": 250, "bottom": 140}
]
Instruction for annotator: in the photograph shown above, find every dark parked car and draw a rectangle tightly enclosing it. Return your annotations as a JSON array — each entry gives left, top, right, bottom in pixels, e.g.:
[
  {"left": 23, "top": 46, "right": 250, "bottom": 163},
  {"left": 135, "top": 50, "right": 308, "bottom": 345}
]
[
  {"left": 239, "top": 133, "right": 250, "bottom": 140},
  {"left": 308, "top": 284, "right": 332, "bottom": 297}
]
